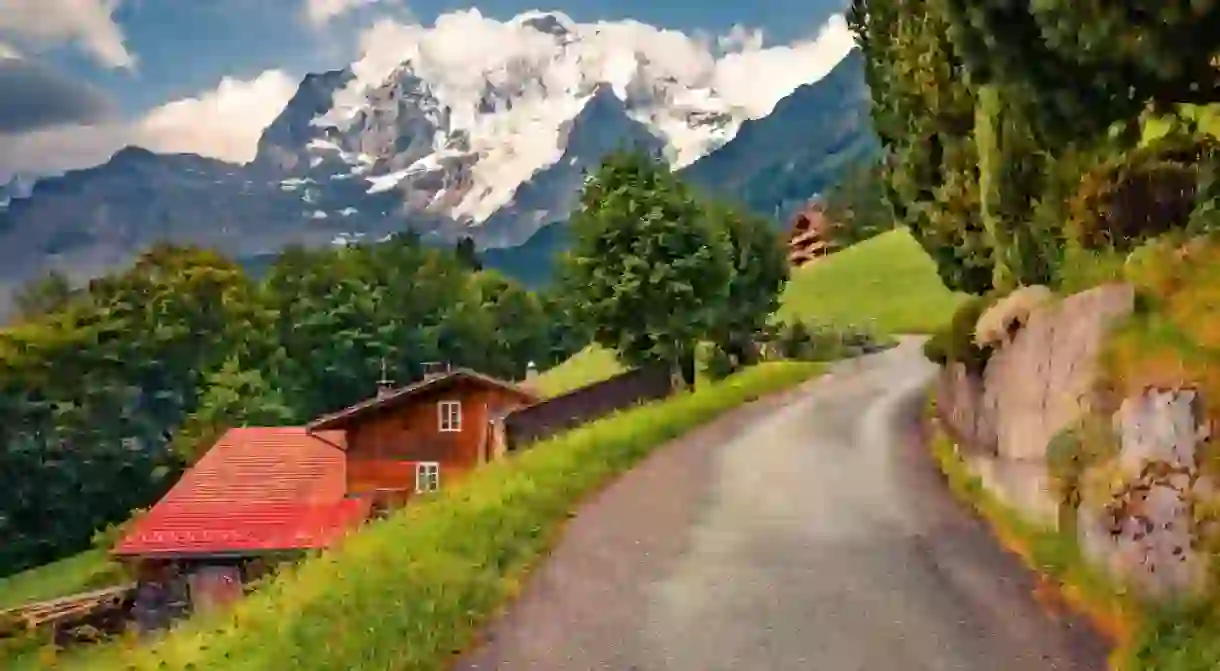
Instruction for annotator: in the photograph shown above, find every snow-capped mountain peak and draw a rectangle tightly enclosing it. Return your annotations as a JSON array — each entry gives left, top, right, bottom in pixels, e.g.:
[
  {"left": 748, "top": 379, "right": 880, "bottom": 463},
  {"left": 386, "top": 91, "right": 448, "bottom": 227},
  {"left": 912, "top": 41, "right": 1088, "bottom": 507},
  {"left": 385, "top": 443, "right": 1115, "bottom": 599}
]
[{"left": 272, "top": 8, "right": 850, "bottom": 243}]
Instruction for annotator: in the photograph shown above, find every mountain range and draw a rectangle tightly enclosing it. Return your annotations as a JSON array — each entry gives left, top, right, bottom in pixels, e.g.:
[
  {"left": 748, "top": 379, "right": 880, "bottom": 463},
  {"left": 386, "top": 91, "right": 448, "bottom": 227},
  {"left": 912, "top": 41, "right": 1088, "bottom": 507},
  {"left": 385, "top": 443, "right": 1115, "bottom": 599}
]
[{"left": 0, "top": 12, "right": 874, "bottom": 308}]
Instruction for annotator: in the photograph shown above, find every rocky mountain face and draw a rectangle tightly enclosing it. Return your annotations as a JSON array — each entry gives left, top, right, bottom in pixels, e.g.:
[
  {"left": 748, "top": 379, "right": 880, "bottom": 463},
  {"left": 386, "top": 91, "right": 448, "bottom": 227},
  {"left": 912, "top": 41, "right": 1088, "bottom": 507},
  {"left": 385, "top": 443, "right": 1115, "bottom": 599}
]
[
  {"left": 681, "top": 49, "right": 875, "bottom": 222},
  {"left": 0, "top": 13, "right": 871, "bottom": 308},
  {"left": 484, "top": 50, "right": 876, "bottom": 285}
]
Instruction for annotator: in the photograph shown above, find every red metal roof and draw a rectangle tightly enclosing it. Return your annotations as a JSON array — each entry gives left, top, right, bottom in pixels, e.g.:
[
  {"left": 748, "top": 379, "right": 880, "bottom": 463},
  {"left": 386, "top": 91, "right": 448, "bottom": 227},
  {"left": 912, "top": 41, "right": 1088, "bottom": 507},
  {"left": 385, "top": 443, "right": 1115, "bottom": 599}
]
[
  {"left": 112, "top": 500, "right": 371, "bottom": 557},
  {"left": 113, "top": 427, "right": 369, "bottom": 558}
]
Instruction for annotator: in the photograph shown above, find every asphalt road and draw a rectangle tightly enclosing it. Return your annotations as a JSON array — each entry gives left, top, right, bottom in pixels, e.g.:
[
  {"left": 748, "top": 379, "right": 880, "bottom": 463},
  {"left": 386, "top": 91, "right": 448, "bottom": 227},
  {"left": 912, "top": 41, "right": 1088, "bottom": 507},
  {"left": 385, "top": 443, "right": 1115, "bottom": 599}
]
[{"left": 459, "top": 340, "right": 1109, "bottom": 671}]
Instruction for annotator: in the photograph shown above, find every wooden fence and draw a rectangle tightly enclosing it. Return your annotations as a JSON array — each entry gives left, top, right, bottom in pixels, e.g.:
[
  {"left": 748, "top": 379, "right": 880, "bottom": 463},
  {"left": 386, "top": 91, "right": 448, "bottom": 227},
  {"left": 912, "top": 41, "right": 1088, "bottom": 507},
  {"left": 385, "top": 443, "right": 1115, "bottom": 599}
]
[{"left": 505, "top": 364, "right": 674, "bottom": 451}]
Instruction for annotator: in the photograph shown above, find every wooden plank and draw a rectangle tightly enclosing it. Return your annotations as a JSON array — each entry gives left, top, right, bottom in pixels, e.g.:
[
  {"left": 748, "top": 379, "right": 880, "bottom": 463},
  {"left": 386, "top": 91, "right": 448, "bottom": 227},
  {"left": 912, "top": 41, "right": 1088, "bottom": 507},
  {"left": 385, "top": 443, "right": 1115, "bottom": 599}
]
[{"left": 0, "top": 583, "right": 135, "bottom": 633}]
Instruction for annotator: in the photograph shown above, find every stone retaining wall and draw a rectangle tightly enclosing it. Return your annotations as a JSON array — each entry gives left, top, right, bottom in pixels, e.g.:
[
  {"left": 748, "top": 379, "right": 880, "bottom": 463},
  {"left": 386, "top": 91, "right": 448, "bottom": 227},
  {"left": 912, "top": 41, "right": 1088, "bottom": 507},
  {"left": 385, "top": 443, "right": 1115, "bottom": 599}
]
[{"left": 934, "top": 283, "right": 1219, "bottom": 598}]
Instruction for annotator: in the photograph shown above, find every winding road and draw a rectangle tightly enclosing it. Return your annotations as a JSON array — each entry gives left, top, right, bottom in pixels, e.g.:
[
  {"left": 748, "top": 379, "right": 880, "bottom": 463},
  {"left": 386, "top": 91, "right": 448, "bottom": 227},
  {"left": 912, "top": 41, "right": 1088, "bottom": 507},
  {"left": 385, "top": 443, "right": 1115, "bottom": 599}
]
[{"left": 459, "top": 340, "right": 1108, "bottom": 670}]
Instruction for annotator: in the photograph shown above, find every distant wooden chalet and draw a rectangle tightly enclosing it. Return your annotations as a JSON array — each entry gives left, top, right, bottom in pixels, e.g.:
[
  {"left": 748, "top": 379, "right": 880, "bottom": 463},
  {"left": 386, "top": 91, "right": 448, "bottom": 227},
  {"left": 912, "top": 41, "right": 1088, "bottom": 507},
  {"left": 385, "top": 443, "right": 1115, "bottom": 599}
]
[
  {"left": 787, "top": 203, "right": 840, "bottom": 268},
  {"left": 112, "top": 363, "right": 539, "bottom": 618}
]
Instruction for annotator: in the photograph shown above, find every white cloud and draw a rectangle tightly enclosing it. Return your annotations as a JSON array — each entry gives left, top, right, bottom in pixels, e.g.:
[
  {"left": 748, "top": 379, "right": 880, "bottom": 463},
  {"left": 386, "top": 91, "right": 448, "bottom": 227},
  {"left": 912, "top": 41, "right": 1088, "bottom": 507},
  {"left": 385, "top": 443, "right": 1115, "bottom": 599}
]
[
  {"left": 338, "top": 9, "right": 855, "bottom": 121},
  {"left": 712, "top": 14, "right": 856, "bottom": 118},
  {"left": 717, "top": 24, "right": 764, "bottom": 53},
  {"left": 304, "top": 0, "right": 397, "bottom": 27},
  {"left": 0, "top": 69, "right": 297, "bottom": 180},
  {"left": 0, "top": 0, "right": 134, "bottom": 69},
  {"left": 0, "top": 41, "right": 20, "bottom": 60},
  {"left": 136, "top": 69, "right": 298, "bottom": 160}
]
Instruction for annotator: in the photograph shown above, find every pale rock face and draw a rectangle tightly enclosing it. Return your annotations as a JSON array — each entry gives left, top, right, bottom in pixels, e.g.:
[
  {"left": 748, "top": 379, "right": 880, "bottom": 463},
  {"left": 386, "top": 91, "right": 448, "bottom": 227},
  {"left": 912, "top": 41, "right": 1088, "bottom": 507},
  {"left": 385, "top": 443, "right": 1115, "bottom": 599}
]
[{"left": 1078, "top": 389, "right": 1211, "bottom": 598}]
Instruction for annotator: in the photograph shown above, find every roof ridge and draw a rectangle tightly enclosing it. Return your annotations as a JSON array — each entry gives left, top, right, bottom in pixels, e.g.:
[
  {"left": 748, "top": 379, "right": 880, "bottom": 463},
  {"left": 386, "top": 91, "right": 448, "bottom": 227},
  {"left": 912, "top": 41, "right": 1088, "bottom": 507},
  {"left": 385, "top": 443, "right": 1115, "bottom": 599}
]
[{"left": 305, "top": 367, "right": 539, "bottom": 432}]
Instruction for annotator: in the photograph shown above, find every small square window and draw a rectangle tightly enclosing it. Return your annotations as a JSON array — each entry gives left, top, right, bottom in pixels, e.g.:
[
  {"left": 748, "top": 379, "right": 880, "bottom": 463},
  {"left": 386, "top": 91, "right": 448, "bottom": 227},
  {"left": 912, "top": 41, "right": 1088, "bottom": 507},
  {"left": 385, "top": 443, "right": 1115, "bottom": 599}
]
[
  {"left": 438, "top": 400, "right": 461, "bottom": 432},
  {"left": 415, "top": 462, "right": 440, "bottom": 493}
]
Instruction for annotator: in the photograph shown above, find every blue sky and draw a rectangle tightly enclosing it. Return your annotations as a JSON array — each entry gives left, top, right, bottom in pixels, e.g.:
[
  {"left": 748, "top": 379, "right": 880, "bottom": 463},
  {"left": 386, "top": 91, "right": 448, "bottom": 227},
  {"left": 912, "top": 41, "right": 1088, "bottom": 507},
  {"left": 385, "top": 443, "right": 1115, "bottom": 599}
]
[{"left": 0, "top": 0, "right": 849, "bottom": 180}]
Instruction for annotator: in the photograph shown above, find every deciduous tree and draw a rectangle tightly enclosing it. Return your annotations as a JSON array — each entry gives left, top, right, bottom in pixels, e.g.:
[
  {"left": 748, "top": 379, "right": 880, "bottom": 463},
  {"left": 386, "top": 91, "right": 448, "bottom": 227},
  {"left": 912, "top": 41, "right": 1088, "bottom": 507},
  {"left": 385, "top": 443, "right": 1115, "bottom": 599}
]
[
  {"left": 562, "top": 151, "right": 732, "bottom": 385},
  {"left": 705, "top": 201, "right": 789, "bottom": 371}
]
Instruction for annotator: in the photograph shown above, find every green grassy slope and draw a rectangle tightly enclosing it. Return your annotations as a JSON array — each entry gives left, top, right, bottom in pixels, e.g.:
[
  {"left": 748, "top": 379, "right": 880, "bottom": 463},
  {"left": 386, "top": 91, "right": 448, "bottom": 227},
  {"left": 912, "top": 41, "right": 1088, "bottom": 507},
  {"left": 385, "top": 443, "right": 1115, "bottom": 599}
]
[
  {"left": 533, "top": 228, "right": 962, "bottom": 396},
  {"left": 529, "top": 345, "right": 626, "bottom": 398},
  {"left": 777, "top": 227, "right": 966, "bottom": 335}
]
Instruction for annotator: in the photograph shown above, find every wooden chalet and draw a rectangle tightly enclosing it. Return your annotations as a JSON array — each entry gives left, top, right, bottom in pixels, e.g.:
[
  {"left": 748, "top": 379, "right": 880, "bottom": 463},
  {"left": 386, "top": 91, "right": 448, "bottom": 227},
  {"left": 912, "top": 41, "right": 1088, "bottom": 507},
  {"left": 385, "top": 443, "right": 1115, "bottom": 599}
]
[
  {"left": 305, "top": 362, "right": 540, "bottom": 507},
  {"left": 787, "top": 203, "right": 840, "bottom": 268},
  {"left": 111, "top": 362, "right": 539, "bottom": 620}
]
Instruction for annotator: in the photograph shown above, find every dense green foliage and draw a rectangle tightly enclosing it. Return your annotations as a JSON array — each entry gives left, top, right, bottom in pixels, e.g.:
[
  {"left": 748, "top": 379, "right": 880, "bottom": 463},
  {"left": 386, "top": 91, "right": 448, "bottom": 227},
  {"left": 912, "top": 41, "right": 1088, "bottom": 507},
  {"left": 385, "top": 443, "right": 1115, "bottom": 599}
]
[
  {"left": 847, "top": 0, "right": 995, "bottom": 294},
  {"left": 0, "top": 233, "right": 583, "bottom": 577},
  {"left": 850, "top": 0, "right": 1220, "bottom": 297},
  {"left": 818, "top": 157, "right": 895, "bottom": 248},
  {"left": 857, "top": 0, "right": 1220, "bottom": 663},
  {"left": 44, "top": 362, "right": 822, "bottom": 671},
  {"left": 704, "top": 201, "right": 790, "bottom": 369},
  {"left": 945, "top": 0, "right": 1220, "bottom": 146},
  {"left": 562, "top": 151, "right": 788, "bottom": 383}
]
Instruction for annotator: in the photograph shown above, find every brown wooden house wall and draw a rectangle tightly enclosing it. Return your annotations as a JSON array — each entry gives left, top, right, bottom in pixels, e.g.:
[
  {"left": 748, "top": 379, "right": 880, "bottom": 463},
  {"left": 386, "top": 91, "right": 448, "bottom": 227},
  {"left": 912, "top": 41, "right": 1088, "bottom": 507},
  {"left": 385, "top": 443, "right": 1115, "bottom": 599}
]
[
  {"left": 504, "top": 364, "right": 674, "bottom": 451},
  {"left": 342, "top": 379, "right": 532, "bottom": 501}
]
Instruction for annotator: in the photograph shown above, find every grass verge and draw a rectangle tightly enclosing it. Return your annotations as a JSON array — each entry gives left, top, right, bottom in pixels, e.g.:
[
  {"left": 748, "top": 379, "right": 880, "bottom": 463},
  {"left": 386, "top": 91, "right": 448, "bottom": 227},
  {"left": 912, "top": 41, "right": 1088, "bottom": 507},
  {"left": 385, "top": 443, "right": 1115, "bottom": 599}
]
[
  {"left": 50, "top": 361, "right": 823, "bottom": 671},
  {"left": 924, "top": 397, "right": 1141, "bottom": 669}
]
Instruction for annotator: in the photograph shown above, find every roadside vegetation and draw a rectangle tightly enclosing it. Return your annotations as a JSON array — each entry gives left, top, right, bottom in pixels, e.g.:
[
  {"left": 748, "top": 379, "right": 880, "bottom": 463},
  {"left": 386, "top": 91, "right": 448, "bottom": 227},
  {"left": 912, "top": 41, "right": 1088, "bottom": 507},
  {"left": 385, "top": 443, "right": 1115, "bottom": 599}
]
[
  {"left": 924, "top": 404, "right": 1139, "bottom": 667},
  {"left": 850, "top": 0, "right": 1220, "bottom": 665},
  {"left": 34, "top": 361, "right": 822, "bottom": 671}
]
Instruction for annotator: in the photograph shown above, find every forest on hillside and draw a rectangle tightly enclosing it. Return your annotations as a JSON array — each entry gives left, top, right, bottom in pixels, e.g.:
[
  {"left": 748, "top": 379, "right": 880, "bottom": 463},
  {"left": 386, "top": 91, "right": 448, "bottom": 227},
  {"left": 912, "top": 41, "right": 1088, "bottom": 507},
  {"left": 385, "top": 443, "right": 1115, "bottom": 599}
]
[{"left": 0, "top": 233, "right": 588, "bottom": 576}]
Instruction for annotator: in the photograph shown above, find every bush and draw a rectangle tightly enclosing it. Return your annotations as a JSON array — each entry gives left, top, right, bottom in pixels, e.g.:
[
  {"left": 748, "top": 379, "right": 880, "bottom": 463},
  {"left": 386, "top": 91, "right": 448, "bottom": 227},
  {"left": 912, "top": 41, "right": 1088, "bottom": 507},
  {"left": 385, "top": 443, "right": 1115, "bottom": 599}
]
[
  {"left": 922, "top": 331, "right": 949, "bottom": 366},
  {"left": 703, "top": 345, "right": 736, "bottom": 380},
  {"left": 777, "top": 320, "right": 815, "bottom": 360},
  {"left": 922, "top": 293, "right": 1002, "bottom": 373},
  {"left": 1067, "top": 135, "right": 1218, "bottom": 253}
]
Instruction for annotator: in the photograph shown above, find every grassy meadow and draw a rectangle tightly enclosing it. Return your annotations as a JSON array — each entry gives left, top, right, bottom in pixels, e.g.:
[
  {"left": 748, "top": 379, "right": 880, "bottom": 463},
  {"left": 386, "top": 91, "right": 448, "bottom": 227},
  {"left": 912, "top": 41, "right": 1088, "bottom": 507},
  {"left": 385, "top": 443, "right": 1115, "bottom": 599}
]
[{"left": 777, "top": 227, "right": 966, "bottom": 335}]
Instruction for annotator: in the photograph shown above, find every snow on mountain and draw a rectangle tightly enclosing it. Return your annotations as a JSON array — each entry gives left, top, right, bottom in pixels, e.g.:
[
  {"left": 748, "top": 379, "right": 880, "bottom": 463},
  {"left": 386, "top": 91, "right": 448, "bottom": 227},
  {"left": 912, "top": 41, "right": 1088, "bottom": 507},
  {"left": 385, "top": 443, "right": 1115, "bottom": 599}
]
[
  {"left": 0, "top": 9, "right": 861, "bottom": 314},
  {"left": 0, "top": 174, "right": 35, "bottom": 210},
  {"left": 278, "top": 9, "right": 858, "bottom": 243}
]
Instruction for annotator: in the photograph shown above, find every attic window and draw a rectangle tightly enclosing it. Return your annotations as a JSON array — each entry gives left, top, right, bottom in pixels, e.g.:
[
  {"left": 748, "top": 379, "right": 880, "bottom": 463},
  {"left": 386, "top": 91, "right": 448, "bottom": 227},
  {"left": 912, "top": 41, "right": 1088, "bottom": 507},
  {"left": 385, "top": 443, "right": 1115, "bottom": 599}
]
[{"left": 438, "top": 400, "right": 461, "bottom": 432}]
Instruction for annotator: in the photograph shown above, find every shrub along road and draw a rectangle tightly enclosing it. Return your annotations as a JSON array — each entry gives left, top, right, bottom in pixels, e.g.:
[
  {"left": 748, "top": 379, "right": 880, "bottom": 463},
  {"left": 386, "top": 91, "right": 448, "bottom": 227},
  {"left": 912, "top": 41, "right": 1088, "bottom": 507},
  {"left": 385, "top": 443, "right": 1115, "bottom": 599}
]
[{"left": 459, "top": 340, "right": 1108, "bottom": 670}]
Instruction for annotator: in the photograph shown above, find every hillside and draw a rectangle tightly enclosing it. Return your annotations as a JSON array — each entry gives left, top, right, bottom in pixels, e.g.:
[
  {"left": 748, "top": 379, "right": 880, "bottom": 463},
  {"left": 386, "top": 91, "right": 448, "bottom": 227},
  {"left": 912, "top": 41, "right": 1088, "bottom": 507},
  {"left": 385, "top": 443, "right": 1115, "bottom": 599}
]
[
  {"left": 534, "top": 228, "right": 962, "bottom": 394},
  {"left": 777, "top": 228, "right": 967, "bottom": 334}
]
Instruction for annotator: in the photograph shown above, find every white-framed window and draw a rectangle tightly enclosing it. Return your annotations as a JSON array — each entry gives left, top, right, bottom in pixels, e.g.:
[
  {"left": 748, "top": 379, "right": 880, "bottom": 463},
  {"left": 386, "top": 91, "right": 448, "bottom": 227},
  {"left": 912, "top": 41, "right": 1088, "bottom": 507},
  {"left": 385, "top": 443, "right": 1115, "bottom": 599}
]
[
  {"left": 415, "top": 462, "right": 440, "bottom": 493},
  {"left": 438, "top": 400, "right": 462, "bottom": 432}
]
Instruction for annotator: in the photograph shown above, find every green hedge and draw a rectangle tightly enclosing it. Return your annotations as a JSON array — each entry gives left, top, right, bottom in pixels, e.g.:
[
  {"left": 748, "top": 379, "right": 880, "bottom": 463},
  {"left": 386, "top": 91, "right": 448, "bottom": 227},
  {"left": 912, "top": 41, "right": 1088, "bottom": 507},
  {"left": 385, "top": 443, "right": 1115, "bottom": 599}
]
[
  {"left": 53, "top": 361, "right": 823, "bottom": 671},
  {"left": 922, "top": 293, "right": 1002, "bottom": 374}
]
